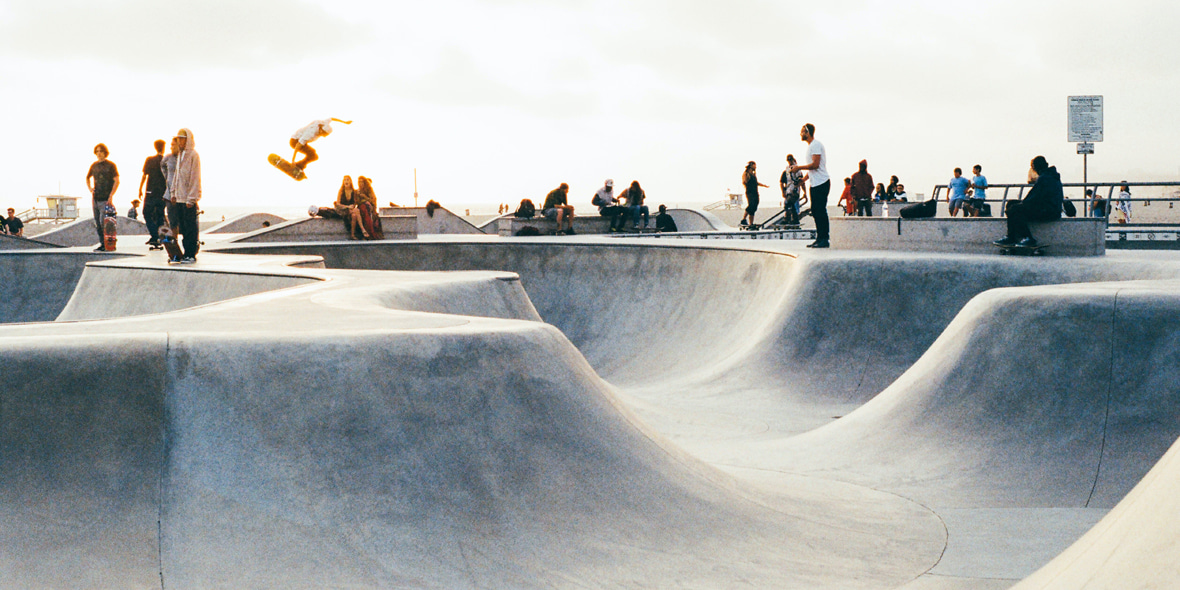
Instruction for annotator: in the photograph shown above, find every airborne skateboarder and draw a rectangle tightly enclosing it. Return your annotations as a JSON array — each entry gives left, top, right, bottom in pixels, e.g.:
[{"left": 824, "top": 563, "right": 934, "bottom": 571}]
[{"left": 290, "top": 118, "right": 352, "bottom": 171}]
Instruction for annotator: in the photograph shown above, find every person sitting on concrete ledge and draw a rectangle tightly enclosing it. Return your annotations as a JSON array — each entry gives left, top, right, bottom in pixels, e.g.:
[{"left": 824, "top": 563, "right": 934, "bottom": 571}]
[
  {"left": 889, "top": 184, "right": 909, "bottom": 202},
  {"left": 618, "top": 180, "right": 650, "bottom": 229},
  {"left": 592, "top": 178, "right": 628, "bottom": 232},
  {"left": 543, "top": 183, "right": 575, "bottom": 235},
  {"left": 655, "top": 204, "right": 677, "bottom": 232},
  {"left": 994, "top": 155, "right": 1063, "bottom": 249}
]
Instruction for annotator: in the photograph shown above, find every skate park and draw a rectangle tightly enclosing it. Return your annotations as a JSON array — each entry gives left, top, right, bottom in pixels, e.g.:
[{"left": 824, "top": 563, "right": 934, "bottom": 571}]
[{"left": 3, "top": 227, "right": 1180, "bottom": 589}]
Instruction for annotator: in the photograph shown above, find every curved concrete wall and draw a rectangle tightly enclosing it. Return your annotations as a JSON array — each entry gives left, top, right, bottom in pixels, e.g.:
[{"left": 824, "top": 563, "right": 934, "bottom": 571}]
[
  {"left": 31, "top": 216, "right": 148, "bottom": 247},
  {"left": 212, "top": 242, "right": 798, "bottom": 386},
  {"left": 0, "top": 251, "right": 129, "bottom": 323}
]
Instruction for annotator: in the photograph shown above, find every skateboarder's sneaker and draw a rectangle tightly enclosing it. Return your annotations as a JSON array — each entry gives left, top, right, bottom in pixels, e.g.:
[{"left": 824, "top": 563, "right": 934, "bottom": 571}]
[
  {"left": 180, "top": 256, "right": 196, "bottom": 264},
  {"left": 93, "top": 245, "right": 106, "bottom": 252},
  {"left": 564, "top": 227, "right": 576, "bottom": 235},
  {"left": 740, "top": 219, "right": 748, "bottom": 226},
  {"left": 993, "top": 236, "right": 1018, "bottom": 247},
  {"left": 1017, "top": 237, "right": 1038, "bottom": 248}
]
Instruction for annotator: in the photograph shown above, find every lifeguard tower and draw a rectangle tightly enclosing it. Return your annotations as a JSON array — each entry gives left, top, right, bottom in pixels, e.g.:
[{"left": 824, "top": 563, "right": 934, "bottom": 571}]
[
  {"left": 17, "top": 195, "right": 80, "bottom": 225},
  {"left": 704, "top": 191, "right": 745, "bottom": 211}
]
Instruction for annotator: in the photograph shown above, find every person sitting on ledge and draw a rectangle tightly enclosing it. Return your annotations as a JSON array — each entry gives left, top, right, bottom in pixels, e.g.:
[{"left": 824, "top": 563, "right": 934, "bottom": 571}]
[
  {"left": 994, "top": 155, "right": 1063, "bottom": 249},
  {"left": 655, "top": 204, "right": 678, "bottom": 232}
]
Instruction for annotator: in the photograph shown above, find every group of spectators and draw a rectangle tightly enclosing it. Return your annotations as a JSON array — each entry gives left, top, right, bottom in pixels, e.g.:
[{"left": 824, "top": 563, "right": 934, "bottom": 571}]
[
  {"left": 519, "top": 179, "right": 677, "bottom": 235},
  {"left": 834, "top": 164, "right": 913, "bottom": 217},
  {"left": 87, "top": 130, "right": 202, "bottom": 262}
]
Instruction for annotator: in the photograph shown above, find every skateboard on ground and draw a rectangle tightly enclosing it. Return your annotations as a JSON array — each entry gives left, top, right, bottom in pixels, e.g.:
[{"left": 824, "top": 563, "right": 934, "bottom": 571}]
[
  {"left": 159, "top": 227, "right": 183, "bottom": 261},
  {"left": 268, "top": 153, "right": 307, "bottom": 181},
  {"left": 996, "top": 243, "right": 1049, "bottom": 256},
  {"left": 102, "top": 207, "right": 117, "bottom": 251}
]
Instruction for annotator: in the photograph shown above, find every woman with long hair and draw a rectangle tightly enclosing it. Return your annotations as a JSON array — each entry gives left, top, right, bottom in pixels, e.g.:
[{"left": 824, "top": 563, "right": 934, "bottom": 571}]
[
  {"left": 357, "top": 176, "right": 384, "bottom": 239},
  {"left": 333, "top": 175, "right": 366, "bottom": 239},
  {"left": 742, "top": 161, "right": 768, "bottom": 227}
]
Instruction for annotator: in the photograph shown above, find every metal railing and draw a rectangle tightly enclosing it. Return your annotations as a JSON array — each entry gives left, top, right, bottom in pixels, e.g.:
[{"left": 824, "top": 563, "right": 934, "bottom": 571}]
[{"left": 932, "top": 181, "right": 1180, "bottom": 226}]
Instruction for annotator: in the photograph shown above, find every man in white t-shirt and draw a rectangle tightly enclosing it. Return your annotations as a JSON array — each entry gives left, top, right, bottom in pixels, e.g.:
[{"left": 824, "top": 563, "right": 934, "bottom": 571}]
[
  {"left": 788, "top": 123, "right": 830, "bottom": 248},
  {"left": 290, "top": 117, "right": 352, "bottom": 170}
]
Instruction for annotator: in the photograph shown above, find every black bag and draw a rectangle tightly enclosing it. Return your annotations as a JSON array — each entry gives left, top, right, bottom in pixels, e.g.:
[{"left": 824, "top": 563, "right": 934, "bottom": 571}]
[
  {"left": 899, "top": 198, "right": 937, "bottom": 218},
  {"left": 514, "top": 199, "right": 536, "bottom": 218},
  {"left": 1062, "top": 198, "right": 1077, "bottom": 217},
  {"left": 977, "top": 202, "right": 993, "bottom": 217}
]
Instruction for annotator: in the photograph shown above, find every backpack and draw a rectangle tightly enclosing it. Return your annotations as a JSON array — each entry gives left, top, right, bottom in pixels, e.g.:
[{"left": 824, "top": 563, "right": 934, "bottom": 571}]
[
  {"left": 514, "top": 199, "right": 536, "bottom": 218},
  {"left": 1062, "top": 198, "right": 1077, "bottom": 218},
  {"left": 899, "top": 198, "right": 937, "bottom": 219}
]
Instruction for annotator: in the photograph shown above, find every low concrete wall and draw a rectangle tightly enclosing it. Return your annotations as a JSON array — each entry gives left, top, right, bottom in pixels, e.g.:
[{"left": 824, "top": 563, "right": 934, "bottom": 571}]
[
  {"left": 229, "top": 215, "right": 417, "bottom": 243},
  {"left": 830, "top": 217, "right": 1106, "bottom": 256},
  {"left": 493, "top": 215, "right": 614, "bottom": 236}
]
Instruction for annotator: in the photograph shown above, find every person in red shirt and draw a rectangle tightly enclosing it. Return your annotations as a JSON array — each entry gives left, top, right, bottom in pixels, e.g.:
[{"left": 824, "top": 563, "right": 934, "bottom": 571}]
[{"left": 838, "top": 177, "right": 854, "bottom": 215}]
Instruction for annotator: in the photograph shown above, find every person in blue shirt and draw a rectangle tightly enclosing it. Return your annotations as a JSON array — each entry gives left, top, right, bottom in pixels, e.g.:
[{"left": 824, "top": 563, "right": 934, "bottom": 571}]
[
  {"left": 967, "top": 164, "right": 988, "bottom": 216},
  {"left": 947, "top": 167, "right": 971, "bottom": 216}
]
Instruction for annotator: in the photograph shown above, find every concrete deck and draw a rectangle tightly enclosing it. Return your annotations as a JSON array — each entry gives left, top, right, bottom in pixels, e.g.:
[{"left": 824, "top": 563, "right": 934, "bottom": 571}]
[{"left": 2, "top": 237, "right": 1179, "bottom": 588}]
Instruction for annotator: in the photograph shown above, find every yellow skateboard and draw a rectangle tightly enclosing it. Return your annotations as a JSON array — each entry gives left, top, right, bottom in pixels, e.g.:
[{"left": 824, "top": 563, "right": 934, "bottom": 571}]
[{"left": 268, "top": 153, "right": 307, "bottom": 181}]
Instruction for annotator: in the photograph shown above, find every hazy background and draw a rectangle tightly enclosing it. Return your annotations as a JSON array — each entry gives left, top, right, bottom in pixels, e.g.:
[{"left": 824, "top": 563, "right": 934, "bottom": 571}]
[{"left": 2, "top": 0, "right": 1178, "bottom": 215}]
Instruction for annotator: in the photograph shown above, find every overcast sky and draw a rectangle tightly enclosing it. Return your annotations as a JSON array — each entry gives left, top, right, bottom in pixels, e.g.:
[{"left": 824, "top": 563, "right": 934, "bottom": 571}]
[{"left": 3, "top": 0, "right": 1179, "bottom": 214}]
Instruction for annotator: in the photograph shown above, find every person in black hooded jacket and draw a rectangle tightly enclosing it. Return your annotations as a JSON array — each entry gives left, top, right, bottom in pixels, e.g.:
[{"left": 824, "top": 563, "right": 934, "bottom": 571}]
[{"left": 994, "top": 155, "right": 1062, "bottom": 248}]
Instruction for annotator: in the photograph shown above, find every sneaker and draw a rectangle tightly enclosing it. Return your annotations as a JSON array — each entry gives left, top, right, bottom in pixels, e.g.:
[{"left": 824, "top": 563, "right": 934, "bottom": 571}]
[
  {"left": 565, "top": 227, "right": 576, "bottom": 235},
  {"left": 1016, "top": 237, "right": 1038, "bottom": 248},
  {"left": 93, "top": 245, "right": 106, "bottom": 252},
  {"left": 740, "top": 219, "right": 749, "bottom": 226},
  {"left": 180, "top": 256, "right": 196, "bottom": 264},
  {"left": 993, "top": 236, "right": 1018, "bottom": 247},
  {"left": 168, "top": 256, "right": 181, "bottom": 264},
  {"left": 806, "top": 240, "right": 830, "bottom": 249}
]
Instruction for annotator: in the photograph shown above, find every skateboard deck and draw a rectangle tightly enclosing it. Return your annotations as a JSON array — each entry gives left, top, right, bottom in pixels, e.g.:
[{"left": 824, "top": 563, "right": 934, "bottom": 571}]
[
  {"left": 268, "top": 153, "right": 307, "bottom": 181},
  {"left": 159, "top": 227, "right": 183, "bottom": 261},
  {"left": 102, "top": 212, "right": 117, "bottom": 251},
  {"left": 996, "top": 243, "right": 1048, "bottom": 256}
]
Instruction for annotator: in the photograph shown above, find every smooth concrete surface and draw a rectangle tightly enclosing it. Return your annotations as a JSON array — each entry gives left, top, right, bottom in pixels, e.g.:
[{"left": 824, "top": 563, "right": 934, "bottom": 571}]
[
  {"left": 0, "top": 250, "right": 130, "bottom": 322},
  {"left": 204, "top": 212, "right": 286, "bottom": 234},
  {"left": 379, "top": 206, "right": 486, "bottom": 234},
  {"left": 0, "top": 233, "right": 62, "bottom": 250},
  {"left": 5, "top": 238, "right": 1180, "bottom": 588},
  {"left": 30, "top": 215, "right": 149, "bottom": 247},
  {"left": 831, "top": 217, "right": 1107, "bottom": 256}
]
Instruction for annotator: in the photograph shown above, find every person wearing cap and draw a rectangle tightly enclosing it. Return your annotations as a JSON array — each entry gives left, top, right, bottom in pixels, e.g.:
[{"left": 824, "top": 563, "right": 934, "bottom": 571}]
[
  {"left": 290, "top": 118, "right": 352, "bottom": 171},
  {"left": 591, "top": 179, "right": 628, "bottom": 232},
  {"left": 85, "top": 142, "right": 119, "bottom": 251},
  {"left": 172, "top": 128, "right": 201, "bottom": 263}
]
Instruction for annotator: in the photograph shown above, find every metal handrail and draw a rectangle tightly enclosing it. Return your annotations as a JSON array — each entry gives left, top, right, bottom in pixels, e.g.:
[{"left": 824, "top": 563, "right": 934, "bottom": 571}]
[{"left": 931, "top": 181, "right": 1180, "bottom": 225}]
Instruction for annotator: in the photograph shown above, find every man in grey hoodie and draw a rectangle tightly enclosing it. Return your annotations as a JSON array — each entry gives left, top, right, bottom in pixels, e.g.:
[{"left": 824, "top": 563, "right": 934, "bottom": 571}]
[{"left": 172, "top": 128, "right": 201, "bottom": 262}]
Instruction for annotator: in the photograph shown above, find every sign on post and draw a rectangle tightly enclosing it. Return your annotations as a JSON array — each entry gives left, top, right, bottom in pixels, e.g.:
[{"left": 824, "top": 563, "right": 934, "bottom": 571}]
[
  {"left": 1068, "top": 96, "right": 1103, "bottom": 142},
  {"left": 1077, "top": 142, "right": 1094, "bottom": 155}
]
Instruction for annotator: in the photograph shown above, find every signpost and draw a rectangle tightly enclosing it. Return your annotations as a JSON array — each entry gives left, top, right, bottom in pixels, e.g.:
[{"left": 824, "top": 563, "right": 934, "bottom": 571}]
[{"left": 1069, "top": 95, "right": 1103, "bottom": 193}]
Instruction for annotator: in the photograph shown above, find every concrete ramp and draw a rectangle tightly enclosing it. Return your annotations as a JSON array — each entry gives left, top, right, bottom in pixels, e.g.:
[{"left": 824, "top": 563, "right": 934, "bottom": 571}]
[
  {"left": 204, "top": 212, "right": 285, "bottom": 234},
  {"left": 0, "top": 233, "right": 61, "bottom": 251},
  {"left": 1013, "top": 422, "right": 1180, "bottom": 589},
  {"left": 31, "top": 216, "right": 148, "bottom": 247},
  {"left": 666, "top": 208, "right": 732, "bottom": 231},
  {"left": 379, "top": 206, "right": 486, "bottom": 234},
  {"left": 758, "top": 281, "right": 1180, "bottom": 507},
  {"left": 0, "top": 251, "right": 129, "bottom": 323},
  {"left": 0, "top": 259, "right": 945, "bottom": 588}
]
